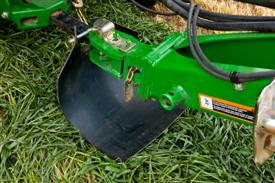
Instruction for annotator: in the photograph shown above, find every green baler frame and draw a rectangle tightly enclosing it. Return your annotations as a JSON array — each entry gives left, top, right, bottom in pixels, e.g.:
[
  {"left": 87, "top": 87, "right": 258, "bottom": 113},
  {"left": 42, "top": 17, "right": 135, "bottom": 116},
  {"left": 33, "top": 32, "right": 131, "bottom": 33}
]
[
  {"left": 1, "top": 0, "right": 274, "bottom": 126},
  {"left": 88, "top": 29, "right": 275, "bottom": 126}
]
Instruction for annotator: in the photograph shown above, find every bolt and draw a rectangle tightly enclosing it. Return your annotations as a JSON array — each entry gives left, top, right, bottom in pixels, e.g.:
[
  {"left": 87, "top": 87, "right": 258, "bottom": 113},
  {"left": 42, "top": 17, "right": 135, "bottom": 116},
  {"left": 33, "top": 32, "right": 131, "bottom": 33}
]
[
  {"left": 234, "top": 83, "right": 245, "bottom": 91},
  {"left": 1, "top": 12, "right": 9, "bottom": 19}
]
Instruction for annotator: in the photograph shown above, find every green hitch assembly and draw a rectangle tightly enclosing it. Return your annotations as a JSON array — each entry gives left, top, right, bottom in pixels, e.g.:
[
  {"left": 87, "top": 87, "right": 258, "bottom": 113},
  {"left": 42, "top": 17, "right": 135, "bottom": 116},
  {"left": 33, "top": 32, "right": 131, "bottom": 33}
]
[
  {"left": 49, "top": 16, "right": 275, "bottom": 162},
  {"left": 69, "top": 17, "right": 275, "bottom": 161}
]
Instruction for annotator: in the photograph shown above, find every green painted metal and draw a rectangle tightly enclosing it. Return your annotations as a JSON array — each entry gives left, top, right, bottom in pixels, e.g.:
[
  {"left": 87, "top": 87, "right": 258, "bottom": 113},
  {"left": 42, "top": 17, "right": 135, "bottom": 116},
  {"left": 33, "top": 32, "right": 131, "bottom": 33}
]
[
  {"left": 89, "top": 29, "right": 275, "bottom": 126},
  {"left": 0, "top": 0, "right": 70, "bottom": 29},
  {"left": 160, "top": 85, "right": 187, "bottom": 111}
]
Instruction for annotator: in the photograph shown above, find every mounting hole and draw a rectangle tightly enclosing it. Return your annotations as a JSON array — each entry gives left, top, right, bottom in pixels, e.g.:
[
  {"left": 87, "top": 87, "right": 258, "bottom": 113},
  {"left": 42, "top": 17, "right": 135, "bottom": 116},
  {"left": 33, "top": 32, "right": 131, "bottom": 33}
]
[
  {"left": 160, "top": 95, "right": 174, "bottom": 111},
  {"left": 23, "top": 0, "right": 32, "bottom": 3},
  {"left": 21, "top": 17, "right": 38, "bottom": 25},
  {"left": 165, "top": 99, "right": 171, "bottom": 106},
  {"left": 168, "top": 92, "right": 174, "bottom": 96}
]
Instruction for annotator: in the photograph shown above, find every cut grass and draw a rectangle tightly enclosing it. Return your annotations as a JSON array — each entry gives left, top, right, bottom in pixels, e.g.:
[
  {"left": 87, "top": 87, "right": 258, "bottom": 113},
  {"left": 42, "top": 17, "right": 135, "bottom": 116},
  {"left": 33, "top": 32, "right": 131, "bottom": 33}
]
[{"left": 1, "top": 0, "right": 275, "bottom": 182}]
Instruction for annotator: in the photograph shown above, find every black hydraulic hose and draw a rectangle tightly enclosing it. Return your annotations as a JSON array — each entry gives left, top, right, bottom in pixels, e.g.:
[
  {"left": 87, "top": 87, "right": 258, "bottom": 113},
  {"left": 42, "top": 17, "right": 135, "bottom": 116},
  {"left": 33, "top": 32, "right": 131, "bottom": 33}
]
[
  {"left": 235, "top": 0, "right": 275, "bottom": 8},
  {"left": 187, "top": 4, "right": 230, "bottom": 81},
  {"left": 189, "top": 5, "right": 275, "bottom": 82},
  {"left": 174, "top": 0, "right": 275, "bottom": 22},
  {"left": 163, "top": 0, "right": 275, "bottom": 31},
  {"left": 130, "top": 0, "right": 177, "bottom": 16},
  {"left": 191, "top": 7, "right": 230, "bottom": 79}
]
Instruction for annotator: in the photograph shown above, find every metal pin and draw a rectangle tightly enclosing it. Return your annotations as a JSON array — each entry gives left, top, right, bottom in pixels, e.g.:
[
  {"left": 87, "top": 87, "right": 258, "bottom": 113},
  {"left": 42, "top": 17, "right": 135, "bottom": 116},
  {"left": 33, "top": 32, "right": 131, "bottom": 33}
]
[{"left": 69, "top": 27, "right": 96, "bottom": 43}]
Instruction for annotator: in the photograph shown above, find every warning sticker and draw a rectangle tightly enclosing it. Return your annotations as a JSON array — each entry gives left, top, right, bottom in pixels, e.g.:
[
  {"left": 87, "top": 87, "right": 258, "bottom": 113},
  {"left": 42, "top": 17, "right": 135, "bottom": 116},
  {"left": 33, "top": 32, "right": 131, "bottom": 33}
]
[{"left": 199, "top": 94, "right": 255, "bottom": 123}]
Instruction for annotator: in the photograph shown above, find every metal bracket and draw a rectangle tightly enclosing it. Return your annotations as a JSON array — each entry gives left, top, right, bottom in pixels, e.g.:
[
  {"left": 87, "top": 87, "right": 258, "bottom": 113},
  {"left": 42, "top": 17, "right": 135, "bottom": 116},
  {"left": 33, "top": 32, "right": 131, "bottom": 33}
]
[
  {"left": 93, "top": 18, "right": 136, "bottom": 52},
  {"left": 255, "top": 79, "right": 275, "bottom": 165}
]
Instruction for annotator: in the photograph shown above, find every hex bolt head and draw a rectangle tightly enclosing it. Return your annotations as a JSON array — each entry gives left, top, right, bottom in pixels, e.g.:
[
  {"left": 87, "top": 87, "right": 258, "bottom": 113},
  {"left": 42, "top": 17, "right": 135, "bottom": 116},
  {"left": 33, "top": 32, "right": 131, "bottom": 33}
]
[
  {"left": 1, "top": 12, "right": 9, "bottom": 19},
  {"left": 234, "top": 83, "right": 245, "bottom": 91}
]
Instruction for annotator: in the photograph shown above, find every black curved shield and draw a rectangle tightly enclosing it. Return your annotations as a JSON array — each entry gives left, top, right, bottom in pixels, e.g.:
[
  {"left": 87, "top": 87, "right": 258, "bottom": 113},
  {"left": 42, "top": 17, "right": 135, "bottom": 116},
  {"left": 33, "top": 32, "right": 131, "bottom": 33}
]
[{"left": 58, "top": 45, "right": 183, "bottom": 161}]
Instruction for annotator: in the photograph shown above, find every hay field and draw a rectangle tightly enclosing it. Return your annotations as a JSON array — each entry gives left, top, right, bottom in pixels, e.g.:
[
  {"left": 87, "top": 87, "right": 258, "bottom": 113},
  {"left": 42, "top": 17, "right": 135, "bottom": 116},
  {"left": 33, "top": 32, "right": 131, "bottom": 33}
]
[{"left": 1, "top": 0, "right": 275, "bottom": 182}]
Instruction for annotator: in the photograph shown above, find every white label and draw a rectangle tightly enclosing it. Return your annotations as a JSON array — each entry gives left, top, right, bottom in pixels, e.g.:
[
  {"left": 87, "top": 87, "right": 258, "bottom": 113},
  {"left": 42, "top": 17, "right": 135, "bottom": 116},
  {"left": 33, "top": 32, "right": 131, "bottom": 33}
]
[
  {"left": 199, "top": 94, "right": 255, "bottom": 123},
  {"left": 200, "top": 96, "right": 213, "bottom": 110}
]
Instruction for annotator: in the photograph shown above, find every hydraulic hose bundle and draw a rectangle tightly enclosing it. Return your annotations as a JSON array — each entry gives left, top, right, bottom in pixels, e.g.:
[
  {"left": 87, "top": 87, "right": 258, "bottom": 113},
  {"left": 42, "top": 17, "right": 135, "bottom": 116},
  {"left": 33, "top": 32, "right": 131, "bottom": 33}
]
[
  {"left": 186, "top": 4, "right": 275, "bottom": 83},
  {"left": 131, "top": 0, "right": 275, "bottom": 83},
  {"left": 163, "top": 0, "right": 275, "bottom": 32}
]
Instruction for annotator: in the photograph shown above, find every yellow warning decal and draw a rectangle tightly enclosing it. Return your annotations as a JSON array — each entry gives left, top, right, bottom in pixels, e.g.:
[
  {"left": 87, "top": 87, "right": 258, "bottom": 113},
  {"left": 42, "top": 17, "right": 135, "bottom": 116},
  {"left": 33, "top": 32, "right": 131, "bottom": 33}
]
[{"left": 199, "top": 94, "right": 255, "bottom": 123}]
